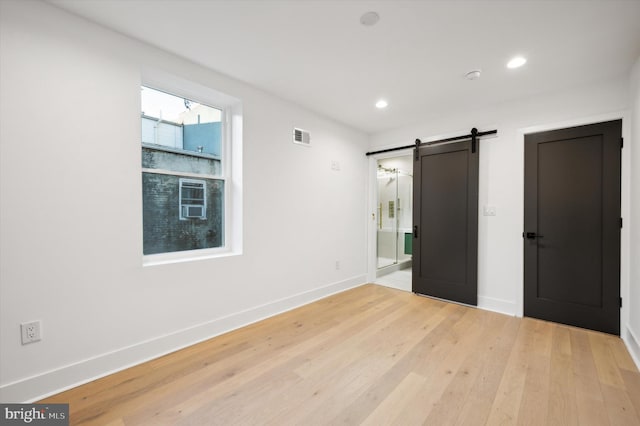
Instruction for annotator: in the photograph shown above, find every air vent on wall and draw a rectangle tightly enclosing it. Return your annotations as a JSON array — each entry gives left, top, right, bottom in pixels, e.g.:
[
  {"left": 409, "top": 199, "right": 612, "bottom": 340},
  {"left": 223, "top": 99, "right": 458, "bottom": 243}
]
[{"left": 293, "top": 127, "right": 311, "bottom": 146}]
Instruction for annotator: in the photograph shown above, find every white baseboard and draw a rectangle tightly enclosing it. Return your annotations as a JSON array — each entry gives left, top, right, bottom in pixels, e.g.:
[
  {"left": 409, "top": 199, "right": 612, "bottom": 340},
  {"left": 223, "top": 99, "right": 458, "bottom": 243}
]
[
  {"left": 622, "top": 325, "right": 640, "bottom": 370},
  {"left": 478, "top": 295, "right": 517, "bottom": 316},
  {"left": 0, "top": 275, "right": 366, "bottom": 403},
  {"left": 375, "top": 260, "right": 412, "bottom": 278}
]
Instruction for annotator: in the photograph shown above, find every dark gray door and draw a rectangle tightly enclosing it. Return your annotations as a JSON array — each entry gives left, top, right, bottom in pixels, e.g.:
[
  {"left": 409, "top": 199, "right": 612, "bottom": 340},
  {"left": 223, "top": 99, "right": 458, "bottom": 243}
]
[
  {"left": 524, "top": 120, "right": 621, "bottom": 335},
  {"left": 412, "top": 140, "right": 479, "bottom": 305}
]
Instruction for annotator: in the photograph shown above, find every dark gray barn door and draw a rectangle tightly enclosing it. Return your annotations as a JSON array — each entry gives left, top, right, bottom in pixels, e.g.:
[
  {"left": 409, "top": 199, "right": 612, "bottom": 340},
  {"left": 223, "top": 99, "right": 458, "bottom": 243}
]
[
  {"left": 524, "top": 120, "right": 621, "bottom": 335},
  {"left": 412, "top": 140, "right": 479, "bottom": 305}
]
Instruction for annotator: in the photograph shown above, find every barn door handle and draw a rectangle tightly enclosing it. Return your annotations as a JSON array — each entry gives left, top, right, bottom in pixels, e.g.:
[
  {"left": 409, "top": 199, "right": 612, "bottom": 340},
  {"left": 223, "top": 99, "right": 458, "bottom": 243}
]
[{"left": 524, "top": 232, "right": 543, "bottom": 239}]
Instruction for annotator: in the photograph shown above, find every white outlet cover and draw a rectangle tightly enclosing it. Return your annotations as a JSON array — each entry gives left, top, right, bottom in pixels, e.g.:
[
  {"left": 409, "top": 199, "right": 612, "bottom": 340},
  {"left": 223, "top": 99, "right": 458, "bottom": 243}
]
[{"left": 21, "top": 321, "right": 41, "bottom": 344}]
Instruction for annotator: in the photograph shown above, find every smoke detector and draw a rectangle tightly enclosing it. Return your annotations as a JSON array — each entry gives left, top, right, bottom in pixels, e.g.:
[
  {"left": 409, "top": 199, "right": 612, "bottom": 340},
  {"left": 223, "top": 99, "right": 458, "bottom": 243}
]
[
  {"left": 360, "top": 11, "right": 380, "bottom": 26},
  {"left": 465, "top": 69, "right": 482, "bottom": 80}
]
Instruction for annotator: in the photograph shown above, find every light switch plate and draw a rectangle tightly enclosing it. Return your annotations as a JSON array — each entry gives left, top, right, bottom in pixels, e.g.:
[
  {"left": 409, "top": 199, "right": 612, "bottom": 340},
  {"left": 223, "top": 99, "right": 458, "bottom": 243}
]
[{"left": 483, "top": 205, "right": 497, "bottom": 216}]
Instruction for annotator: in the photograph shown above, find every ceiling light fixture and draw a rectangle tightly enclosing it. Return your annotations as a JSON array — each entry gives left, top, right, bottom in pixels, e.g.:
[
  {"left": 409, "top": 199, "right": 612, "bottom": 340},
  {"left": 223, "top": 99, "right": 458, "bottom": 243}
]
[
  {"left": 375, "top": 99, "right": 388, "bottom": 109},
  {"left": 360, "top": 11, "right": 380, "bottom": 26},
  {"left": 507, "top": 56, "right": 527, "bottom": 69}
]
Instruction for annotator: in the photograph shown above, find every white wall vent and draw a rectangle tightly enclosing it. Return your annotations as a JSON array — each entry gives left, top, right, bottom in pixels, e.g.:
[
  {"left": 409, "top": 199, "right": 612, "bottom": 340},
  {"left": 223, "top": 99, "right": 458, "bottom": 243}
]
[{"left": 293, "top": 128, "right": 311, "bottom": 146}]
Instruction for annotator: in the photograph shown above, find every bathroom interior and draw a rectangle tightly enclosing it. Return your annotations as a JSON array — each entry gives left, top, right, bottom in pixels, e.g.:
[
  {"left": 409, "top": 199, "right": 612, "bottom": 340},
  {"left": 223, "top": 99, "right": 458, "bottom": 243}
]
[{"left": 374, "top": 155, "right": 413, "bottom": 289}]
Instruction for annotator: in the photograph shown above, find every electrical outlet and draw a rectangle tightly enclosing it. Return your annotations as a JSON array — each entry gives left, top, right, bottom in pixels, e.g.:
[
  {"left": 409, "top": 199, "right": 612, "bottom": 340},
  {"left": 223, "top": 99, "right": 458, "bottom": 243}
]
[
  {"left": 335, "top": 260, "right": 341, "bottom": 270},
  {"left": 331, "top": 160, "right": 340, "bottom": 171},
  {"left": 21, "top": 320, "right": 41, "bottom": 345}
]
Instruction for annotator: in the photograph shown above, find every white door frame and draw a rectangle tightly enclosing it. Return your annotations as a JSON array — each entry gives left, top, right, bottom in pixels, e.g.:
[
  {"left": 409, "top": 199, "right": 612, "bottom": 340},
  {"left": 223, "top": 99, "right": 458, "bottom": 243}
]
[
  {"left": 366, "top": 149, "right": 414, "bottom": 284},
  {"left": 516, "top": 111, "right": 630, "bottom": 337}
]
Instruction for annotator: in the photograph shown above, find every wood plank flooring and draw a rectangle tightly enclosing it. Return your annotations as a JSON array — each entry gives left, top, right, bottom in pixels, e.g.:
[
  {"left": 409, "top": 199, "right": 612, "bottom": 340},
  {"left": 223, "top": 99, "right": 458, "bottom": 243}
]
[{"left": 40, "top": 284, "right": 640, "bottom": 425}]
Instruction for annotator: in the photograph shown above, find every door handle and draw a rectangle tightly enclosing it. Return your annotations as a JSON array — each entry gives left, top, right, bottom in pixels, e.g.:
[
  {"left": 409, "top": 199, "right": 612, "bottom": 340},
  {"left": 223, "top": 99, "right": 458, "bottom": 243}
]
[
  {"left": 413, "top": 225, "right": 419, "bottom": 238},
  {"left": 524, "top": 232, "right": 543, "bottom": 239}
]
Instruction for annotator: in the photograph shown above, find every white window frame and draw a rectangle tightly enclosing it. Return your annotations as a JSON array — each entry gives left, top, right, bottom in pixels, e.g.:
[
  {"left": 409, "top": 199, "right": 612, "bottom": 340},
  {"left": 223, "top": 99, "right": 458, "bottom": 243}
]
[{"left": 141, "top": 69, "right": 243, "bottom": 266}]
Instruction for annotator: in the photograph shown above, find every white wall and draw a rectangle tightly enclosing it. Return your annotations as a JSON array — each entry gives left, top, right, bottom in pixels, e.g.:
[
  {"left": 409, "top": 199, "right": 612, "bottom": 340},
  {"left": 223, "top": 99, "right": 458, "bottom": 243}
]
[
  {"left": 370, "top": 77, "right": 633, "bottom": 323},
  {"left": 0, "top": 1, "right": 368, "bottom": 402},
  {"left": 2, "top": 1, "right": 638, "bottom": 405},
  {"left": 628, "top": 56, "right": 640, "bottom": 366}
]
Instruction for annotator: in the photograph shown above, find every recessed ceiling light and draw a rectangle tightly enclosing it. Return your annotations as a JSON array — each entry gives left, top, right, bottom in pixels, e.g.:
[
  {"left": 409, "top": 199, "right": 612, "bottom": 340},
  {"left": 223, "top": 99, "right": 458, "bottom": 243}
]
[
  {"left": 507, "top": 56, "right": 527, "bottom": 69},
  {"left": 360, "top": 11, "right": 380, "bottom": 26},
  {"left": 375, "top": 99, "right": 388, "bottom": 109}
]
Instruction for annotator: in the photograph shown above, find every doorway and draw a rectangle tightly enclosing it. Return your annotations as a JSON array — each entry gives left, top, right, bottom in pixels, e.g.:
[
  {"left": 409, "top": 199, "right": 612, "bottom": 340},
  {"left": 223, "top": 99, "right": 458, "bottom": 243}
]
[
  {"left": 524, "top": 119, "right": 621, "bottom": 334},
  {"left": 375, "top": 155, "right": 413, "bottom": 287}
]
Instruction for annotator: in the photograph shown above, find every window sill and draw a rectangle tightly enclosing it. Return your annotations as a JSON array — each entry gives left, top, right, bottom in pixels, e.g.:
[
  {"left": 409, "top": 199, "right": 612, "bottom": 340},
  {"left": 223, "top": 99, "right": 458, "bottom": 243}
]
[{"left": 142, "top": 247, "right": 241, "bottom": 267}]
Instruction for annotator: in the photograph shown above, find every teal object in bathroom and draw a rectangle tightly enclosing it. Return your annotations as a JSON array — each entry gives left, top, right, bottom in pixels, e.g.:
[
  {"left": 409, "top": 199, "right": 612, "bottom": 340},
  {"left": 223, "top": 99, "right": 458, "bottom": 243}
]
[{"left": 404, "top": 232, "right": 412, "bottom": 254}]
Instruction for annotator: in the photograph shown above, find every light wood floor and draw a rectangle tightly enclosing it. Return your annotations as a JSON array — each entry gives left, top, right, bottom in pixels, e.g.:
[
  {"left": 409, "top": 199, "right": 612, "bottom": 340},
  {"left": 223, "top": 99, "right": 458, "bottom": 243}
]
[{"left": 41, "top": 284, "right": 640, "bottom": 425}]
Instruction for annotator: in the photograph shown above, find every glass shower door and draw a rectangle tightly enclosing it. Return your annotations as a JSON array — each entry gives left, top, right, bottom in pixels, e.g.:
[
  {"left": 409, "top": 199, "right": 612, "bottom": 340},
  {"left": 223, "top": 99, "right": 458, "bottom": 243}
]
[
  {"left": 396, "top": 170, "right": 413, "bottom": 264},
  {"left": 376, "top": 157, "right": 413, "bottom": 272},
  {"left": 376, "top": 168, "right": 398, "bottom": 269}
]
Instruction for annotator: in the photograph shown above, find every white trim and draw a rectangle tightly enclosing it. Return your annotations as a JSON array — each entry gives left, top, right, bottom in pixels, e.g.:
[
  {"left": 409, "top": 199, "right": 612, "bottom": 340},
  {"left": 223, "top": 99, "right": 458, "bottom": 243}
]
[
  {"left": 142, "top": 168, "right": 222, "bottom": 180},
  {"left": 141, "top": 72, "right": 237, "bottom": 111},
  {"left": 622, "top": 326, "right": 640, "bottom": 370},
  {"left": 0, "top": 276, "right": 367, "bottom": 403},
  {"left": 376, "top": 260, "right": 412, "bottom": 278},
  {"left": 141, "top": 142, "right": 221, "bottom": 161},
  {"left": 367, "top": 156, "right": 378, "bottom": 283},
  {"left": 143, "top": 246, "right": 237, "bottom": 266},
  {"left": 516, "top": 110, "right": 631, "bottom": 334},
  {"left": 478, "top": 296, "right": 517, "bottom": 316},
  {"left": 517, "top": 112, "right": 627, "bottom": 135},
  {"left": 228, "top": 102, "right": 243, "bottom": 256}
]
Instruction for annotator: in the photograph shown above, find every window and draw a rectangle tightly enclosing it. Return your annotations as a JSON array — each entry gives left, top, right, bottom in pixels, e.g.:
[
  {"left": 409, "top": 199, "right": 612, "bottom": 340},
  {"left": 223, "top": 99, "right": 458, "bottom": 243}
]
[
  {"left": 179, "top": 178, "right": 206, "bottom": 220},
  {"left": 141, "top": 85, "right": 226, "bottom": 257}
]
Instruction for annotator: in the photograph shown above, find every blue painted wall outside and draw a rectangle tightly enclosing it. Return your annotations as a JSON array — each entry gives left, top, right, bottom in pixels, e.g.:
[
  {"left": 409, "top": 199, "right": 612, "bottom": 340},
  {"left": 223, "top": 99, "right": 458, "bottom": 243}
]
[{"left": 184, "top": 122, "right": 221, "bottom": 156}]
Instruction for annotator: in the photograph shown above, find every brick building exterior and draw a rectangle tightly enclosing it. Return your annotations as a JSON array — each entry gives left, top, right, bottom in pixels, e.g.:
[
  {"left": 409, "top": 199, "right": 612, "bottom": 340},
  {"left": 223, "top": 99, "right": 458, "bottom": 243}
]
[{"left": 142, "top": 146, "right": 223, "bottom": 255}]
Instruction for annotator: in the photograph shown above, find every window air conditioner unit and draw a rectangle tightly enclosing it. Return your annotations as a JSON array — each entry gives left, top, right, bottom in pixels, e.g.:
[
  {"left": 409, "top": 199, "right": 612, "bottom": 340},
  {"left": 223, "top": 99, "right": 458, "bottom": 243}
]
[{"left": 182, "top": 205, "right": 205, "bottom": 219}]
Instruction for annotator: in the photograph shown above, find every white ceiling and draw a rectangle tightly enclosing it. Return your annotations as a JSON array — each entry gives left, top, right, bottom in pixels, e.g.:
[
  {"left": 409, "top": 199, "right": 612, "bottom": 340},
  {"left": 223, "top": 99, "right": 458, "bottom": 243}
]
[{"left": 48, "top": 0, "right": 640, "bottom": 134}]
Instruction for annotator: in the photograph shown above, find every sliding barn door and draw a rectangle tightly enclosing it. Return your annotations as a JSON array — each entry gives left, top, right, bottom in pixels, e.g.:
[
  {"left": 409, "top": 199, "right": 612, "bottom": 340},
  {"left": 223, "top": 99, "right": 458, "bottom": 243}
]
[{"left": 412, "top": 141, "right": 479, "bottom": 305}]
